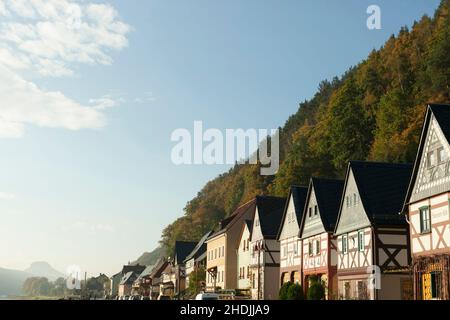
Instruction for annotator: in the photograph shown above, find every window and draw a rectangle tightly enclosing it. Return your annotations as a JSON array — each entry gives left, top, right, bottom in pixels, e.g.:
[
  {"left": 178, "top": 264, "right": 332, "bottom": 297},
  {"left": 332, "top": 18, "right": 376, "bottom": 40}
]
[
  {"left": 315, "top": 239, "right": 320, "bottom": 255},
  {"left": 247, "top": 266, "right": 250, "bottom": 279},
  {"left": 314, "top": 205, "right": 318, "bottom": 216},
  {"left": 353, "top": 193, "right": 358, "bottom": 206},
  {"left": 308, "top": 242, "right": 313, "bottom": 256},
  {"left": 255, "top": 219, "right": 259, "bottom": 227},
  {"left": 358, "top": 230, "right": 364, "bottom": 252},
  {"left": 430, "top": 272, "right": 442, "bottom": 299},
  {"left": 346, "top": 196, "right": 349, "bottom": 208},
  {"left": 308, "top": 207, "right": 312, "bottom": 218},
  {"left": 420, "top": 206, "right": 431, "bottom": 233},
  {"left": 357, "top": 281, "right": 369, "bottom": 300},
  {"left": 438, "top": 147, "right": 446, "bottom": 163},
  {"left": 342, "top": 234, "right": 348, "bottom": 254},
  {"left": 215, "top": 248, "right": 217, "bottom": 259},
  {"left": 427, "top": 151, "right": 437, "bottom": 168},
  {"left": 344, "top": 282, "right": 351, "bottom": 300}
]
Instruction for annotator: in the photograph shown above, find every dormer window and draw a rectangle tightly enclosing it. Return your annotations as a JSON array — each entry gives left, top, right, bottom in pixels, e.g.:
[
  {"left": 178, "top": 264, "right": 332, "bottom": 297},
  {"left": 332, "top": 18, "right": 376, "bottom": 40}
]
[
  {"left": 308, "top": 207, "right": 312, "bottom": 218},
  {"left": 314, "top": 205, "right": 318, "bottom": 216}
]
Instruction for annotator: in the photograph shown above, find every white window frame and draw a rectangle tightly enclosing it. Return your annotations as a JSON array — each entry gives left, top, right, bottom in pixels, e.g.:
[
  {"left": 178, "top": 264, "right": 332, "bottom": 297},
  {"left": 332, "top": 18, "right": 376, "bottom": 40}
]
[
  {"left": 358, "top": 230, "right": 364, "bottom": 252},
  {"left": 342, "top": 234, "right": 348, "bottom": 254}
]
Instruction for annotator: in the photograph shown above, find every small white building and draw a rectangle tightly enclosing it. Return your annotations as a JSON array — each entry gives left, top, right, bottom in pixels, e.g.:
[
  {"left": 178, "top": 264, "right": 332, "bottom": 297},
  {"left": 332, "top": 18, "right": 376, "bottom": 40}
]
[
  {"left": 277, "top": 186, "right": 308, "bottom": 286},
  {"left": 250, "top": 196, "right": 286, "bottom": 300},
  {"left": 236, "top": 220, "right": 253, "bottom": 291}
]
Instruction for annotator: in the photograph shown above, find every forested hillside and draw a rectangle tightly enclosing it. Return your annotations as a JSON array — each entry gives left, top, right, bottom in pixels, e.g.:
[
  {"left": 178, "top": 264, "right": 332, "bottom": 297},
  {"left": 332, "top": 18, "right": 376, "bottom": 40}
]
[{"left": 148, "top": 0, "right": 449, "bottom": 261}]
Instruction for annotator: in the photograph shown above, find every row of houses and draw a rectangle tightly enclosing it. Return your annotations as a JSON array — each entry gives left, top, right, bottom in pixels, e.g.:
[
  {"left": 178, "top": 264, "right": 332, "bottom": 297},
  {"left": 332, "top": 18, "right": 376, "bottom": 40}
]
[{"left": 112, "top": 103, "right": 450, "bottom": 300}]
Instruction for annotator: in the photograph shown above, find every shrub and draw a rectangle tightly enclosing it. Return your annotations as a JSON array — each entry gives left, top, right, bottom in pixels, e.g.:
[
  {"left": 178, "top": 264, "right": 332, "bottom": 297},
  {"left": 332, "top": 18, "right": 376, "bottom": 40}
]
[
  {"left": 279, "top": 282, "right": 291, "bottom": 300},
  {"left": 287, "top": 283, "right": 304, "bottom": 300},
  {"left": 307, "top": 276, "right": 325, "bottom": 300}
]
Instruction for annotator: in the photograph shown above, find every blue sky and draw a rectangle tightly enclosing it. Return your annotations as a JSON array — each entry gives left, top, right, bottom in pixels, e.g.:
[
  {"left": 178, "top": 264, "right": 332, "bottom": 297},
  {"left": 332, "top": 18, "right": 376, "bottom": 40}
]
[{"left": 0, "top": 0, "right": 441, "bottom": 276}]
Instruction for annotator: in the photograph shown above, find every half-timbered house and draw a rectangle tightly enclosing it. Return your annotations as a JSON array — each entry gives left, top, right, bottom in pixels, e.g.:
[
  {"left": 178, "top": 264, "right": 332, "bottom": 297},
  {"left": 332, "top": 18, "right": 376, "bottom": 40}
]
[
  {"left": 402, "top": 104, "right": 450, "bottom": 300},
  {"left": 277, "top": 185, "right": 308, "bottom": 286},
  {"left": 250, "top": 196, "right": 287, "bottom": 300},
  {"left": 299, "top": 178, "right": 344, "bottom": 299},
  {"left": 335, "top": 161, "right": 413, "bottom": 300}
]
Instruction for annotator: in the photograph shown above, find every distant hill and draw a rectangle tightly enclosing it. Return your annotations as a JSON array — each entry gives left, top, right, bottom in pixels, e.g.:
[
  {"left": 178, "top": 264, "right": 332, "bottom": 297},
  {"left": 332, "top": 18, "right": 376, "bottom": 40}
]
[
  {"left": 0, "top": 268, "right": 30, "bottom": 296},
  {"left": 131, "top": 246, "right": 165, "bottom": 266},
  {"left": 0, "top": 262, "right": 65, "bottom": 297},
  {"left": 24, "top": 262, "right": 65, "bottom": 281}
]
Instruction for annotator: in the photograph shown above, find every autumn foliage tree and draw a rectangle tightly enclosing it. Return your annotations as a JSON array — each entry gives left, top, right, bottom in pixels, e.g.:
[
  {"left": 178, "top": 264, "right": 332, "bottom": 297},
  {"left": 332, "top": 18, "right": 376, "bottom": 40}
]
[{"left": 150, "top": 0, "right": 450, "bottom": 264}]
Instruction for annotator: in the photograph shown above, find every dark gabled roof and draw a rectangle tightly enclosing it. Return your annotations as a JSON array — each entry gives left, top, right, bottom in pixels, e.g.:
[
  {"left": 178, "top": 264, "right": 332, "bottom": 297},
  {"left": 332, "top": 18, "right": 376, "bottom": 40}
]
[
  {"left": 244, "top": 219, "right": 253, "bottom": 234},
  {"left": 255, "top": 196, "right": 287, "bottom": 239},
  {"left": 174, "top": 241, "right": 197, "bottom": 265},
  {"left": 207, "top": 198, "right": 257, "bottom": 240},
  {"left": 402, "top": 104, "right": 450, "bottom": 212},
  {"left": 183, "top": 231, "right": 213, "bottom": 263},
  {"left": 121, "top": 264, "right": 146, "bottom": 276},
  {"left": 137, "top": 264, "right": 155, "bottom": 280},
  {"left": 299, "top": 178, "right": 344, "bottom": 236},
  {"left": 339, "top": 161, "right": 413, "bottom": 228},
  {"left": 276, "top": 185, "right": 308, "bottom": 240},
  {"left": 120, "top": 271, "right": 138, "bottom": 285},
  {"left": 313, "top": 178, "right": 344, "bottom": 231},
  {"left": 430, "top": 104, "right": 450, "bottom": 141},
  {"left": 219, "top": 214, "right": 236, "bottom": 229},
  {"left": 149, "top": 258, "right": 169, "bottom": 278}
]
